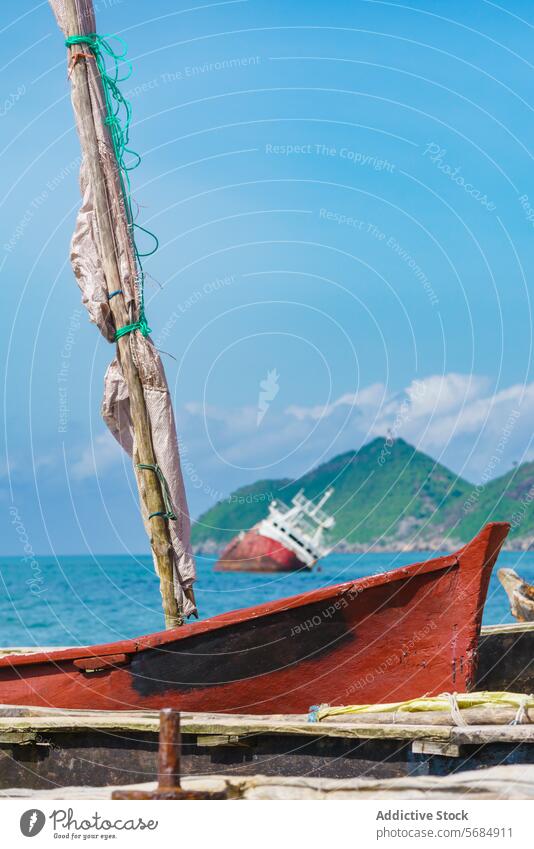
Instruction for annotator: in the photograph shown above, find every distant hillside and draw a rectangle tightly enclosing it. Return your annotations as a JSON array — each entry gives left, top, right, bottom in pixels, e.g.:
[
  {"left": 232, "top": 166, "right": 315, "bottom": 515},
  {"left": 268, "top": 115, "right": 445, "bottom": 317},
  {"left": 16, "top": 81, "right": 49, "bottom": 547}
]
[
  {"left": 192, "top": 437, "right": 534, "bottom": 551},
  {"left": 452, "top": 459, "right": 534, "bottom": 544},
  {"left": 193, "top": 438, "right": 511, "bottom": 551}
]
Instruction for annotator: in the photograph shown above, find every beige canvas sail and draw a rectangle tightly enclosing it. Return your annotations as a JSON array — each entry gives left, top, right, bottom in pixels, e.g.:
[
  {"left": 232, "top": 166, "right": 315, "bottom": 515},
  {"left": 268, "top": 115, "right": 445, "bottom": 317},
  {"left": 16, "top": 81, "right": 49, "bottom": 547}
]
[{"left": 49, "top": 0, "right": 196, "bottom": 617}]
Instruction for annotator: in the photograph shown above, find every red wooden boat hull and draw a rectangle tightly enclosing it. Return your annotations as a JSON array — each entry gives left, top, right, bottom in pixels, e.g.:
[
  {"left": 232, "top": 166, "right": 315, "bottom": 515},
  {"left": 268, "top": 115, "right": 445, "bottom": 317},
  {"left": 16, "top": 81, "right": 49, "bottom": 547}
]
[
  {"left": 0, "top": 523, "right": 509, "bottom": 714},
  {"left": 215, "top": 527, "right": 309, "bottom": 572}
]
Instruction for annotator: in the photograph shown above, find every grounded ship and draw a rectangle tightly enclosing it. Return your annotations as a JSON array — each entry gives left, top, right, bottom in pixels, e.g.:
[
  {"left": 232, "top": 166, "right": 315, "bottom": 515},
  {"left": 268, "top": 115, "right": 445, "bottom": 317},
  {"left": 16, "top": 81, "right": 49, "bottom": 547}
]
[{"left": 215, "top": 489, "right": 336, "bottom": 572}]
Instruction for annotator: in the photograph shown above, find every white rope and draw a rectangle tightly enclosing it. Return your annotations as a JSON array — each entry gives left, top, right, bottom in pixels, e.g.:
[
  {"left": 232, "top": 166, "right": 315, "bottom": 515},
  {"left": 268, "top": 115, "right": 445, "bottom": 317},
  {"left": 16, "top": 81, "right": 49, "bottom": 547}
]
[
  {"left": 444, "top": 692, "right": 468, "bottom": 726},
  {"left": 510, "top": 693, "right": 532, "bottom": 726}
]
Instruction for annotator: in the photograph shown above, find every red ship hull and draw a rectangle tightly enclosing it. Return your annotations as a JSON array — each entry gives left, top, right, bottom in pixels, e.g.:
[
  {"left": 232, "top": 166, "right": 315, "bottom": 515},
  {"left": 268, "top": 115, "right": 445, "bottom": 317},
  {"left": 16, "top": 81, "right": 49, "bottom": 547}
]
[
  {"left": 215, "top": 526, "right": 310, "bottom": 572},
  {"left": 0, "top": 523, "right": 509, "bottom": 714}
]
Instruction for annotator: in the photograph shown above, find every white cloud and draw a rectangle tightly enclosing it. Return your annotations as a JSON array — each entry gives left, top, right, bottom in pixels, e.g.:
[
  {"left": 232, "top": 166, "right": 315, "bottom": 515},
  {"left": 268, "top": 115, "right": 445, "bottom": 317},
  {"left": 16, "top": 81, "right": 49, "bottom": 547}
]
[
  {"left": 369, "top": 374, "right": 534, "bottom": 480},
  {"left": 184, "top": 401, "right": 258, "bottom": 431},
  {"left": 71, "top": 432, "right": 124, "bottom": 480},
  {"left": 404, "top": 373, "right": 490, "bottom": 419},
  {"left": 286, "top": 383, "right": 385, "bottom": 421}
]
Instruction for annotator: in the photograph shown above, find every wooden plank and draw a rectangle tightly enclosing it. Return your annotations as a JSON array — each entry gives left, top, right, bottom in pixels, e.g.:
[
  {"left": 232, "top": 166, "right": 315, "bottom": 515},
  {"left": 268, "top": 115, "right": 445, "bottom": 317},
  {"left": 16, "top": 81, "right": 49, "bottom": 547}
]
[
  {"left": 481, "top": 622, "right": 534, "bottom": 635},
  {"left": 0, "top": 715, "right": 158, "bottom": 734},
  {"left": 195, "top": 734, "right": 245, "bottom": 747},
  {"left": 0, "top": 709, "right": 532, "bottom": 746},
  {"left": 0, "top": 712, "right": 448, "bottom": 741},
  {"left": 450, "top": 724, "right": 534, "bottom": 745},
  {"left": 0, "top": 732, "right": 37, "bottom": 745},
  {"left": 412, "top": 740, "right": 462, "bottom": 757}
]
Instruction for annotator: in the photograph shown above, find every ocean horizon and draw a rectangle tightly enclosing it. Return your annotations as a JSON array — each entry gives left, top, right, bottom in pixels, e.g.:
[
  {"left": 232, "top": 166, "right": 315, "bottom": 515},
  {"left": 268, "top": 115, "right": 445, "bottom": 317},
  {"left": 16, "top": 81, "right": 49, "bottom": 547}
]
[{"left": 1, "top": 550, "right": 532, "bottom": 647}]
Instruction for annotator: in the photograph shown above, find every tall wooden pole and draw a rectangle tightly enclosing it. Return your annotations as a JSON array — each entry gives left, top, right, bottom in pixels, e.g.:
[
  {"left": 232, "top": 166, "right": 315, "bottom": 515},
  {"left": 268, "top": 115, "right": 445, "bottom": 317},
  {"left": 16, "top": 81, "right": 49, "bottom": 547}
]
[{"left": 62, "top": 0, "right": 187, "bottom": 628}]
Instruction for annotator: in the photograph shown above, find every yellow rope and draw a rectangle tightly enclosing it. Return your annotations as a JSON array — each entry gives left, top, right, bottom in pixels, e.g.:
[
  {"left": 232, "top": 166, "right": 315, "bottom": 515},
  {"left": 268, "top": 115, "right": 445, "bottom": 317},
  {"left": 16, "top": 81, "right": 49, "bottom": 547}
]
[{"left": 309, "top": 691, "right": 534, "bottom": 723}]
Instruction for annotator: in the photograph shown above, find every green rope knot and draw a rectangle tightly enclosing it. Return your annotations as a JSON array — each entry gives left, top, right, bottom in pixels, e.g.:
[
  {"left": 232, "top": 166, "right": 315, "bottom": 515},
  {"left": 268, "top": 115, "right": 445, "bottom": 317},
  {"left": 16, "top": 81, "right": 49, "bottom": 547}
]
[
  {"left": 65, "top": 34, "right": 98, "bottom": 49},
  {"left": 65, "top": 33, "right": 158, "bottom": 344},
  {"left": 137, "top": 463, "right": 177, "bottom": 521},
  {"left": 115, "top": 311, "right": 151, "bottom": 341}
]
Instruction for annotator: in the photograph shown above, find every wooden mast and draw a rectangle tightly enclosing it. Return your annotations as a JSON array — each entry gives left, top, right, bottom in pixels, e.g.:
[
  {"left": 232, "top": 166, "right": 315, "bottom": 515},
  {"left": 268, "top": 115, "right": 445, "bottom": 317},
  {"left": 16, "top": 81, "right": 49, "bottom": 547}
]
[{"left": 62, "top": 0, "right": 191, "bottom": 628}]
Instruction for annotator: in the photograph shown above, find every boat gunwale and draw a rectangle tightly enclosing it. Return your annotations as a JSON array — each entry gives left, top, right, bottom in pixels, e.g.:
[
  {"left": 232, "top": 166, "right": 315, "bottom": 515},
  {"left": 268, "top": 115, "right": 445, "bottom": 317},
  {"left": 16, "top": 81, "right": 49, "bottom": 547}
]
[{"left": 0, "top": 522, "right": 507, "bottom": 670}]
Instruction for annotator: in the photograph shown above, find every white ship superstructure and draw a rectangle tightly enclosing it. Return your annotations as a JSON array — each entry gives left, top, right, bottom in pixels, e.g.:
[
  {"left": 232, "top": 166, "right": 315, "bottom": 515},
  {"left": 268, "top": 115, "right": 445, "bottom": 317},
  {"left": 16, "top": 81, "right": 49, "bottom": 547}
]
[{"left": 257, "top": 488, "right": 336, "bottom": 567}]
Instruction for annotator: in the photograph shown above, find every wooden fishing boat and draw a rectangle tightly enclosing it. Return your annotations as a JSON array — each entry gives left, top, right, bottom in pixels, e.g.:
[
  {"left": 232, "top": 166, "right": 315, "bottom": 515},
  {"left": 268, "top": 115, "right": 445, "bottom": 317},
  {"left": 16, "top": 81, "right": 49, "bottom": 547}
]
[
  {"left": 0, "top": 523, "right": 509, "bottom": 714},
  {"left": 498, "top": 568, "right": 534, "bottom": 622}
]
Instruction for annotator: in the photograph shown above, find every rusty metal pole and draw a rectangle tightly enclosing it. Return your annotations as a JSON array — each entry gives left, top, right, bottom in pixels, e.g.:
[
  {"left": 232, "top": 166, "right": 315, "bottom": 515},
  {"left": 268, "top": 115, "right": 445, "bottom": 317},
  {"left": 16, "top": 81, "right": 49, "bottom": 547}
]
[
  {"left": 157, "top": 708, "right": 181, "bottom": 790},
  {"left": 112, "top": 710, "right": 227, "bottom": 799}
]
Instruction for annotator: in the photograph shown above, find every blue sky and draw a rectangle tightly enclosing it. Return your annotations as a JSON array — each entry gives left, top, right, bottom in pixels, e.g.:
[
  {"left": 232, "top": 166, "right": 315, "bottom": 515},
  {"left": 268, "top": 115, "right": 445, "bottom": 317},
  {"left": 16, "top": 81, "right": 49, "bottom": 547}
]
[{"left": 2, "top": 0, "right": 534, "bottom": 554}]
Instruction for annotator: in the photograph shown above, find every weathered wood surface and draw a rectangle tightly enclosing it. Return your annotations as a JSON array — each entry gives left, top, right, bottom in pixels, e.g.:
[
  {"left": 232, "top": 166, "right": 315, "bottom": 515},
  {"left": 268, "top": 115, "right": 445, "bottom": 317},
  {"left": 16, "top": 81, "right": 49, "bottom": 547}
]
[
  {"left": 0, "top": 707, "right": 532, "bottom": 744},
  {"left": 0, "top": 648, "right": 69, "bottom": 658},
  {"left": 499, "top": 568, "right": 534, "bottom": 622},
  {"left": 2, "top": 765, "right": 534, "bottom": 800},
  {"left": 481, "top": 621, "right": 534, "bottom": 634},
  {"left": 0, "top": 706, "right": 533, "bottom": 788},
  {"left": 476, "top": 621, "right": 534, "bottom": 693}
]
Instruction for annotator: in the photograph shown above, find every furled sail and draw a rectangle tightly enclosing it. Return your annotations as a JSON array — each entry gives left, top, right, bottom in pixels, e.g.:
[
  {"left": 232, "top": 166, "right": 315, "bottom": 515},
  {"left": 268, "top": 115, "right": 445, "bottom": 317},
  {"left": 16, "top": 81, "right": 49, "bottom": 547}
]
[{"left": 49, "top": 0, "right": 196, "bottom": 618}]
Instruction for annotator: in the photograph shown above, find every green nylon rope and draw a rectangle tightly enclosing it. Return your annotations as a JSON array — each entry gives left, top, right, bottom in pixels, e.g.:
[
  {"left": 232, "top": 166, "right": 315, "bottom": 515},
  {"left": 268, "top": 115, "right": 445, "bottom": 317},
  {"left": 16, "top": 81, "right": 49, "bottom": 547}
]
[
  {"left": 115, "top": 314, "right": 150, "bottom": 341},
  {"left": 137, "top": 464, "right": 177, "bottom": 521},
  {"left": 65, "top": 33, "right": 157, "bottom": 341}
]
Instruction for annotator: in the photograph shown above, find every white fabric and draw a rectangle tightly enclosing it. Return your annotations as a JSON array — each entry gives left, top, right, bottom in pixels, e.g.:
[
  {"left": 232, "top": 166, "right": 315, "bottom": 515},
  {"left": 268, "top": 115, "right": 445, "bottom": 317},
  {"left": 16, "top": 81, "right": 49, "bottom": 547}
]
[{"left": 49, "top": 0, "right": 196, "bottom": 615}]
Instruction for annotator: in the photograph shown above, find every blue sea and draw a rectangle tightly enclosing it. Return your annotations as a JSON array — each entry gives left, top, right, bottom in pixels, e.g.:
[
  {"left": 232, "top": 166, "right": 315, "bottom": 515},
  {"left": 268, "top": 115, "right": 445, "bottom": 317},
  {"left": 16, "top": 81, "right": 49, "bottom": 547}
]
[{"left": 1, "top": 551, "right": 533, "bottom": 647}]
